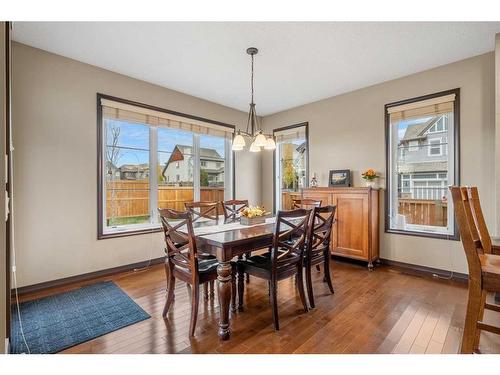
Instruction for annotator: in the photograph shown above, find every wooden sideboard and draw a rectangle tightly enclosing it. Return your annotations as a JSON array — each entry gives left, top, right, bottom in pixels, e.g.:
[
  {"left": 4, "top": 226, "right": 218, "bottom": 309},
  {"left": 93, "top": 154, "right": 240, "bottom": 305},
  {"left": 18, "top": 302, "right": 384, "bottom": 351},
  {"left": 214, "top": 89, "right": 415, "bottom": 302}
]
[{"left": 284, "top": 187, "right": 379, "bottom": 269}]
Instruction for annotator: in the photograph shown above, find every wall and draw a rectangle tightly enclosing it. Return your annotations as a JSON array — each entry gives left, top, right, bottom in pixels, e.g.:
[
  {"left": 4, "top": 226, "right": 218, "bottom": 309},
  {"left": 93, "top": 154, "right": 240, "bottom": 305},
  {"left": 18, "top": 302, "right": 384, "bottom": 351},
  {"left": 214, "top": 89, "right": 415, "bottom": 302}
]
[
  {"left": 12, "top": 42, "right": 261, "bottom": 287},
  {"left": 496, "top": 34, "right": 500, "bottom": 235},
  {"left": 0, "top": 22, "right": 7, "bottom": 354},
  {"left": 262, "top": 52, "right": 496, "bottom": 274}
]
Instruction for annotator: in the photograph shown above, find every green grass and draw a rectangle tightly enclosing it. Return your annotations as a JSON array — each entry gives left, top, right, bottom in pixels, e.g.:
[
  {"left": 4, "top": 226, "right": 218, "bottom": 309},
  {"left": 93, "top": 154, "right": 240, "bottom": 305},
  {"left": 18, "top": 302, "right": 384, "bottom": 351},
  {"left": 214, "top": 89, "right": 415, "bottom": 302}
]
[{"left": 107, "top": 215, "right": 150, "bottom": 226}]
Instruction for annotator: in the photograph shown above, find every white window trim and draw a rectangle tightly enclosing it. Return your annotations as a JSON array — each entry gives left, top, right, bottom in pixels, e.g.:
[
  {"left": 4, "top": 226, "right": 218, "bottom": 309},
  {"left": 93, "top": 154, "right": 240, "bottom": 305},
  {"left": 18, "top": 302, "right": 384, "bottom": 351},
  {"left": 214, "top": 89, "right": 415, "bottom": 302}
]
[{"left": 101, "top": 122, "right": 234, "bottom": 236}]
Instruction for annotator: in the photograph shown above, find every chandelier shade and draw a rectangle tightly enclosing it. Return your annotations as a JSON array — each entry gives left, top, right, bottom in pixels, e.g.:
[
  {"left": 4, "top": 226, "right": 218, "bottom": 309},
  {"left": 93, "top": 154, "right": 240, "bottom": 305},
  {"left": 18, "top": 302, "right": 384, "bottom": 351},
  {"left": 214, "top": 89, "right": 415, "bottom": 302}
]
[{"left": 264, "top": 137, "right": 276, "bottom": 150}]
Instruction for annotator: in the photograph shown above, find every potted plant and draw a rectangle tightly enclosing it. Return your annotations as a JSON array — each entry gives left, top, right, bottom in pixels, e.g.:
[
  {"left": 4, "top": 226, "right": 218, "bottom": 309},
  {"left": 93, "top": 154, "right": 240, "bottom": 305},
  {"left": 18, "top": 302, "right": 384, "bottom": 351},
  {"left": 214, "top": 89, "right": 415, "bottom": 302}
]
[
  {"left": 361, "top": 169, "right": 380, "bottom": 188},
  {"left": 240, "top": 206, "right": 269, "bottom": 226}
]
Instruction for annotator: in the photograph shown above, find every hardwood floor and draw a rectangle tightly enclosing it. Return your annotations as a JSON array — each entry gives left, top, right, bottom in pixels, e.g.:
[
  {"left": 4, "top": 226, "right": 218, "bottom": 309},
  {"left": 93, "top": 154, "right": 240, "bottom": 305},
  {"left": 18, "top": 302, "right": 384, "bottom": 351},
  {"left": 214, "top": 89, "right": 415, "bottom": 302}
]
[{"left": 18, "top": 260, "right": 500, "bottom": 354}]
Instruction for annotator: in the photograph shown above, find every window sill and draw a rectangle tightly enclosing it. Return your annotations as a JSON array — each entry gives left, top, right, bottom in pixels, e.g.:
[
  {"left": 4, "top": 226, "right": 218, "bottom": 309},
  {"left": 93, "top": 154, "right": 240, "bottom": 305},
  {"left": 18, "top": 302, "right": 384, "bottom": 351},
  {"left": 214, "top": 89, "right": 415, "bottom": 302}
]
[
  {"left": 99, "top": 224, "right": 162, "bottom": 240},
  {"left": 385, "top": 228, "right": 459, "bottom": 241}
]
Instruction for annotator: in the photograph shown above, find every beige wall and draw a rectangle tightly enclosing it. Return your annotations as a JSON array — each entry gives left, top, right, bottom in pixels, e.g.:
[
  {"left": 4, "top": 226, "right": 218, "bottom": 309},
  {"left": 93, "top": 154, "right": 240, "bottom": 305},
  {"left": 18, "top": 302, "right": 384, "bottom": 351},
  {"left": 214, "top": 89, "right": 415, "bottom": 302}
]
[
  {"left": 262, "top": 52, "right": 496, "bottom": 274},
  {"left": 12, "top": 42, "right": 261, "bottom": 287},
  {"left": 1, "top": 22, "right": 7, "bottom": 354}
]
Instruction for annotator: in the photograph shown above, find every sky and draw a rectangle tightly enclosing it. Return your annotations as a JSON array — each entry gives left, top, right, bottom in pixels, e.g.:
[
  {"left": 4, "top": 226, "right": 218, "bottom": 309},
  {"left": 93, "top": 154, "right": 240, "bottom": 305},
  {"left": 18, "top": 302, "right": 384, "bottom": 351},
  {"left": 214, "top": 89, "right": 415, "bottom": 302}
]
[
  {"left": 397, "top": 116, "right": 432, "bottom": 140},
  {"left": 106, "top": 119, "right": 225, "bottom": 166}
]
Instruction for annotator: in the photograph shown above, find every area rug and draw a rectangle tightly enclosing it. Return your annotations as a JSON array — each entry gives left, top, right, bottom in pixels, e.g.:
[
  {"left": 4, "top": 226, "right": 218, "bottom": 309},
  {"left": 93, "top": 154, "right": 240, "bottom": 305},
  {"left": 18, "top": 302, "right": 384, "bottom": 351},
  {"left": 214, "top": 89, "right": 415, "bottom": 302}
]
[{"left": 10, "top": 281, "right": 150, "bottom": 354}]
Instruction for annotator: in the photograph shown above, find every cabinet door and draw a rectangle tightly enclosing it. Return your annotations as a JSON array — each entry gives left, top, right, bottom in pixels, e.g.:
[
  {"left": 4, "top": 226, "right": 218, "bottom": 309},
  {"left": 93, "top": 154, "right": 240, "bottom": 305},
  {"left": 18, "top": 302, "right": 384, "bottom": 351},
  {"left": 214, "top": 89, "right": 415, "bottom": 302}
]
[{"left": 331, "top": 193, "right": 369, "bottom": 260}]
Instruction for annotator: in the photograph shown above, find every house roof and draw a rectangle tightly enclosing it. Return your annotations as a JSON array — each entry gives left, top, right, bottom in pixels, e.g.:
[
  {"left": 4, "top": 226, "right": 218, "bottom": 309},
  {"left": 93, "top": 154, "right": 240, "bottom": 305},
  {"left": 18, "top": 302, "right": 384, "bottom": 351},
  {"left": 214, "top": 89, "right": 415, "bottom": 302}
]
[
  {"left": 119, "top": 164, "right": 149, "bottom": 172},
  {"left": 400, "top": 116, "right": 440, "bottom": 142},
  {"left": 397, "top": 161, "right": 447, "bottom": 174},
  {"left": 170, "top": 145, "right": 223, "bottom": 160}
]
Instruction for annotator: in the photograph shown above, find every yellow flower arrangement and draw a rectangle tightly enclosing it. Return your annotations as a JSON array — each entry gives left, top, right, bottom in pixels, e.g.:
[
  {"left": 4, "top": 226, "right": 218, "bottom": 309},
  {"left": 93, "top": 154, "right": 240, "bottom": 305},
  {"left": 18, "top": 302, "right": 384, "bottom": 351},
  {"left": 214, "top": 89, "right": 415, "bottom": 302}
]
[
  {"left": 361, "top": 169, "right": 379, "bottom": 181},
  {"left": 241, "top": 206, "right": 267, "bottom": 218}
]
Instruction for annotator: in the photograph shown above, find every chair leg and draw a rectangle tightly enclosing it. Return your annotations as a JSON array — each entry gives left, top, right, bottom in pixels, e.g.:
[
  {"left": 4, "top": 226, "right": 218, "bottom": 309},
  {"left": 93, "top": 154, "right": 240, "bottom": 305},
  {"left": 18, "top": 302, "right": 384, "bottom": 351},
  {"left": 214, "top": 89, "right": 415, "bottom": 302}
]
[
  {"left": 305, "top": 263, "right": 315, "bottom": 308},
  {"left": 270, "top": 278, "right": 279, "bottom": 331},
  {"left": 296, "top": 265, "right": 309, "bottom": 313},
  {"left": 315, "top": 265, "right": 321, "bottom": 272},
  {"left": 162, "top": 268, "right": 176, "bottom": 318},
  {"left": 473, "top": 290, "right": 487, "bottom": 351},
  {"left": 461, "top": 283, "right": 483, "bottom": 353},
  {"left": 189, "top": 283, "right": 200, "bottom": 337},
  {"left": 323, "top": 252, "right": 334, "bottom": 294},
  {"left": 203, "top": 282, "right": 209, "bottom": 301},
  {"left": 209, "top": 280, "right": 215, "bottom": 299},
  {"left": 245, "top": 252, "right": 251, "bottom": 283},
  {"left": 237, "top": 266, "right": 245, "bottom": 311}
]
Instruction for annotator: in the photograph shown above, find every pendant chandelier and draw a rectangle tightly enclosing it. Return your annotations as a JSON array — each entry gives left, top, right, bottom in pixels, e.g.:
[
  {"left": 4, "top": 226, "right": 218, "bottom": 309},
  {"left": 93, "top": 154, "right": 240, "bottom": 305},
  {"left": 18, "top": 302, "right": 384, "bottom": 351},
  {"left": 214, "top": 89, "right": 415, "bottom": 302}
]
[{"left": 232, "top": 47, "right": 276, "bottom": 152}]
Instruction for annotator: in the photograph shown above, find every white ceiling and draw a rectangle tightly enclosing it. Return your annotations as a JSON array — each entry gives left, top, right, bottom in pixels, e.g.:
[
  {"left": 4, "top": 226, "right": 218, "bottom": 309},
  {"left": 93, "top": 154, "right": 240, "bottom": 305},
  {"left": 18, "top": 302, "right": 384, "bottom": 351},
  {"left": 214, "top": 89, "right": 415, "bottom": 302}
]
[{"left": 12, "top": 22, "right": 500, "bottom": 116}]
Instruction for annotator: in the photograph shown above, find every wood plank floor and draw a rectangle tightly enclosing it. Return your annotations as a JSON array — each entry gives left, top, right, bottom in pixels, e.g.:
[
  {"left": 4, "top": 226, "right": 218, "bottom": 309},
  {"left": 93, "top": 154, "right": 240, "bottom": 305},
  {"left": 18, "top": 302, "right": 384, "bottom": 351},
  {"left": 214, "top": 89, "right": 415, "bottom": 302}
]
[{"left": 18, "top": 260, "right": 500, "bottom": 354}]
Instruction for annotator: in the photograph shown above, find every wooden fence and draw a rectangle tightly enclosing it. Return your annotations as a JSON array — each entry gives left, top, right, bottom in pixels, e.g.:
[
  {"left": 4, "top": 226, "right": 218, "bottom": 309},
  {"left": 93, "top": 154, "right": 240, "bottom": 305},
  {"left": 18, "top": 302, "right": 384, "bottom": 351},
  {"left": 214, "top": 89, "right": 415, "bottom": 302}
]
[
  {"left": 106, "top": 180, "right": 225, "bottom": 220},
  {"left": 398, "top": 199, "right": 447, "bottom": 227}
]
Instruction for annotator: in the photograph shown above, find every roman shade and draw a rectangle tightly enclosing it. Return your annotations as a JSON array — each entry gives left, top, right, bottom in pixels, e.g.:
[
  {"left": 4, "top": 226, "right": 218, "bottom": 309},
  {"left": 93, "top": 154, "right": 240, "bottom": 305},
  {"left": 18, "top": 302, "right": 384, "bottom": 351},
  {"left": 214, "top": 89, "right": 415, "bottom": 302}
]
[
  {"left": 387, "top": 93, "right": 455, "bottom": 122},
  {"left": 101, "top": 98, "right": 235, "bottom": 138},
  {"left": 274, "top": 125, "right": 307, "bottom": 143}
]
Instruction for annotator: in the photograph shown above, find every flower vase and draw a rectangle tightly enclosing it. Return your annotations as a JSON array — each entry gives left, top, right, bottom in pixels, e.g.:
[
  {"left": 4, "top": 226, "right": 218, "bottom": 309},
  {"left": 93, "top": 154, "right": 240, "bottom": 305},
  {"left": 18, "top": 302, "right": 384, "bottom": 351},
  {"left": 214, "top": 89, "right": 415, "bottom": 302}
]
[{"left": 364, "top": 179, "right": 377, "bottom": 188}]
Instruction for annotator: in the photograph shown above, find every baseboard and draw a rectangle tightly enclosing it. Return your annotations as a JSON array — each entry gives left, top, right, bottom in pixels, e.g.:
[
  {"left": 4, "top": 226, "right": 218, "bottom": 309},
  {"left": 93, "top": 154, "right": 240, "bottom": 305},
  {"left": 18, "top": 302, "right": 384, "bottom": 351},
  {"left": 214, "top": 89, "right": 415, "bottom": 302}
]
[
  {"left": 379, "top": 258, "right": 468, "bottom": 283},
  {"left": 12, "top": 257, "right": 165, "bottom": 297}
]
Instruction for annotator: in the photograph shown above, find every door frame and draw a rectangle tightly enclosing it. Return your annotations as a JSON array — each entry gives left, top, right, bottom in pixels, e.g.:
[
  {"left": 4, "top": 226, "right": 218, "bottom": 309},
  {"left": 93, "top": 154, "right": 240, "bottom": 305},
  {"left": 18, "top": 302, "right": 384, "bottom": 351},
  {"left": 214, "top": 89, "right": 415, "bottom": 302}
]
[{"left": 272, "top": 122, "right": 309, "bottom": 214}]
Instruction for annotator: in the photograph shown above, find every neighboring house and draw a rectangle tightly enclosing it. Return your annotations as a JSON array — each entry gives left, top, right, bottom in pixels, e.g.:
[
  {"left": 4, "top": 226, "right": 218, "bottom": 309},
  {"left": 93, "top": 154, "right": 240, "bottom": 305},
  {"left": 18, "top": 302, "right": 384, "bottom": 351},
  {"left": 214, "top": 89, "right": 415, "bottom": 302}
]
[
  {"left": 397, "top": 115, "right": 449, "bottom": 200},
  {"left": 118, "top": 164, "right": 150, "bottom": 180},
  {"left": 161, "top": 145, "right": 224, "bottom": 187}
]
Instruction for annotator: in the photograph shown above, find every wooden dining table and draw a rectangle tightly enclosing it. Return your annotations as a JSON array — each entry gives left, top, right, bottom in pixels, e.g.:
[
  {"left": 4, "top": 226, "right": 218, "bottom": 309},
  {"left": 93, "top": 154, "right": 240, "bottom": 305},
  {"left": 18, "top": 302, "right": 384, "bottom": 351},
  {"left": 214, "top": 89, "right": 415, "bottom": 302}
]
[{"left": 183, "top": 217, "right": 282, "bottom": 340}]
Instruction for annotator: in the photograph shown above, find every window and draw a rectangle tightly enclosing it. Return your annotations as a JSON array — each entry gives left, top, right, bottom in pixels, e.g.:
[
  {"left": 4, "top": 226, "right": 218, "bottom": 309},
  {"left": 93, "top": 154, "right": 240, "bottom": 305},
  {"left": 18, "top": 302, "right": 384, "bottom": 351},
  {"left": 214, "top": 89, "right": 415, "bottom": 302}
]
[
  {"left": 385, "top": 89, "right": 459, "bottom": 240},
  {"left": 428, "top": 138, "right": 442, "bottom": 156},
  {"left": 98, "top": 94, "right": 235, "bottom": 238},
  {"left": 273, "top": 123, "right": 308, "bottom": 212}
]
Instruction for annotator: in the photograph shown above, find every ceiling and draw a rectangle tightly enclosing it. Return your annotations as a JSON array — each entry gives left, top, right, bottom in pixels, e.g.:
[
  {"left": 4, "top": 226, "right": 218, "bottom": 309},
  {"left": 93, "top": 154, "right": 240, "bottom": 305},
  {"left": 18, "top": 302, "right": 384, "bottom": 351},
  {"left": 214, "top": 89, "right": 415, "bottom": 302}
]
[{"left": 12, "top": 22, "right": 500, "bottom": 116}]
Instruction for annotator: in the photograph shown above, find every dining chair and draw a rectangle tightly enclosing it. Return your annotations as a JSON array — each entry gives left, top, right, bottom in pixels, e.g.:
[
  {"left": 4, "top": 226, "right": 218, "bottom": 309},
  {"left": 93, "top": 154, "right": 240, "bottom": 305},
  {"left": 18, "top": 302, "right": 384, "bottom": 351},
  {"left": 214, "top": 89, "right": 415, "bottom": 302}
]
[
  {"left": 185, "top": 201, "right": 219, "bottom": 299},
  {"left": 304, "top": 205, "right": 336, "bottom": 308},
  {"left": 292, "top": 198, "right": 322, "bottom": 209},
  {"left": 449, "top": 186, "right": 500, "bottom": 353},
  {"left": 185, "top": 201, "right": 219, "bottom": 223},
  {"left": 159, "top": 208, "right": 236, "bottom": 337},
  {"left": 222, "top": 199, "right": 249, "bottom": 223},
  {"left": 237, "top": 208, "right": 311, "bottom": 330}
]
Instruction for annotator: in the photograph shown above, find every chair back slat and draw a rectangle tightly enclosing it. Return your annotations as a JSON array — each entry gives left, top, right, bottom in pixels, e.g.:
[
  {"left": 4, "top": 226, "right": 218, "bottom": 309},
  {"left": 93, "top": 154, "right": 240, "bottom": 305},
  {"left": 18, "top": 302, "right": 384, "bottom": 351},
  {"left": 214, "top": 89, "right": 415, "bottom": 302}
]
[
  {"left": 292, "top": 198, "right": 322, "bottom": 210},
  {"left": 159, "top": 208, "right": 199, "bottom": 275},
  {"left": 467, "top": 187, "right": 492, "bottom": 254},
  {"left": 222, "top": 199, "right": 249, "bottom": 222},
  {"left": 185, "top": 201, "right": 219, "bottom": 223},
  {"left": 272, "top": 209, "right": 311, "bottom": 269},
  {"left": 307, "top": 205, "right": 336, "bottom": 257},
  {"left": 449, "top": 187, "right": 482, "bottom": 283}
]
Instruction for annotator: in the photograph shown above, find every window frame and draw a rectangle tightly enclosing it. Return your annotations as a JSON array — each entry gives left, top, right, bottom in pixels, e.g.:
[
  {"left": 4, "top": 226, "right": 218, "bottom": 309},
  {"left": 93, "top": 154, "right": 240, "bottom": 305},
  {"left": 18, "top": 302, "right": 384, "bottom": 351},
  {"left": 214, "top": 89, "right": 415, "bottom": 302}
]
[
  {"left": 97, "top": 93, "right": 236, "bottom": 239},
  {"left": 384, "top": 88, "right": 460, "bottom": 241},
  {"left": 272, "top": 122, "right": 310, "bottom": 214}
]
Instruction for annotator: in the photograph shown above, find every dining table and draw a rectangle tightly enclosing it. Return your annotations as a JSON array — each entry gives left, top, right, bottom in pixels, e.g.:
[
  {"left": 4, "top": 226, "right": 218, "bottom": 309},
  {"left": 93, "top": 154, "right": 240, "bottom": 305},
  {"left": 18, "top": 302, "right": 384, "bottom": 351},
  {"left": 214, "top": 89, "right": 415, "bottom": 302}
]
[{"left": 179, "top": 216, "right": 283, "bottom": 340}]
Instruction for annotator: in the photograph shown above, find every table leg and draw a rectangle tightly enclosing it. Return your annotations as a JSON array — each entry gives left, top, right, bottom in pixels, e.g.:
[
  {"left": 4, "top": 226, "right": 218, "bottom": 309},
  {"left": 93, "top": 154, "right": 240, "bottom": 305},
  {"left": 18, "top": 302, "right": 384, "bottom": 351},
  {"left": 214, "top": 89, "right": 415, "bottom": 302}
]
[{"left": 217, "top": 261, "right": 232, "bottom": 340}]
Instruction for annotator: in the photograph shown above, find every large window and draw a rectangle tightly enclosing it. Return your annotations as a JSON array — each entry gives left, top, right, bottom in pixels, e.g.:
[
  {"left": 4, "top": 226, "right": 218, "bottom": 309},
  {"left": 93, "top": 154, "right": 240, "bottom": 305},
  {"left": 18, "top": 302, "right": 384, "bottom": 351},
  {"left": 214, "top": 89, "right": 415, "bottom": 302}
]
[
  {"left": 98, "top": 94, "right": 234, "bottom": 238},
  {"left": 385, "top": 89, "right": 459, "bottom": 240},
  {"left": 274, "top": 123, "right": 309, "bottom": 212}
]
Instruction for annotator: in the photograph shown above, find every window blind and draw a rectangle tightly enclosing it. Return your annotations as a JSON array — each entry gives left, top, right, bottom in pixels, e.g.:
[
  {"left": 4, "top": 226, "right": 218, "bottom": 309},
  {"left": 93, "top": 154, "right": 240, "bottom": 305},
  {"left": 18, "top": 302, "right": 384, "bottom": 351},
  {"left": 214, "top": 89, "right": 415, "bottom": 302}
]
[
  {"left": 274, "top": 126, "right": 307, "bottom": 143},
  {"left": 387, "top": 93, "right": 455, "bottom": 122},
  {"left": 101, "top": 98, "right": 234, "bottom": 139}
]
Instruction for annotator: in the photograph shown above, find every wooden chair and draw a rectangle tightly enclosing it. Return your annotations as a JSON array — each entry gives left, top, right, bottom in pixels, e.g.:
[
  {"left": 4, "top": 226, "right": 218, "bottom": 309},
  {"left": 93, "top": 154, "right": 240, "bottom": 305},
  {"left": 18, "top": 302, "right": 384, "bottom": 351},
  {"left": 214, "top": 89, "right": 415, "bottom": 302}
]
[
  {"left": 222, "top": 199, "right": 249, "bottom": 223},
  {"left": 185, "top": 201, "right": 219, "bottom": 223},
  {"left": 449, "top": 186, "right": 500, "bottom": 353},
  {"left": 184, "top": 201, "right": 219, "bottom": 299},
  {"left": 304, "top": 205, "right": 336, "bottom": 308},
  {"left": 236, "top": 208, "right": 311, "bottom": 330},
  {"left": 292, "top": 198, "right": 322, "bottom": 210},
  {"left": 159, "top": 208, "right": 236, "bottom": 337}
]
